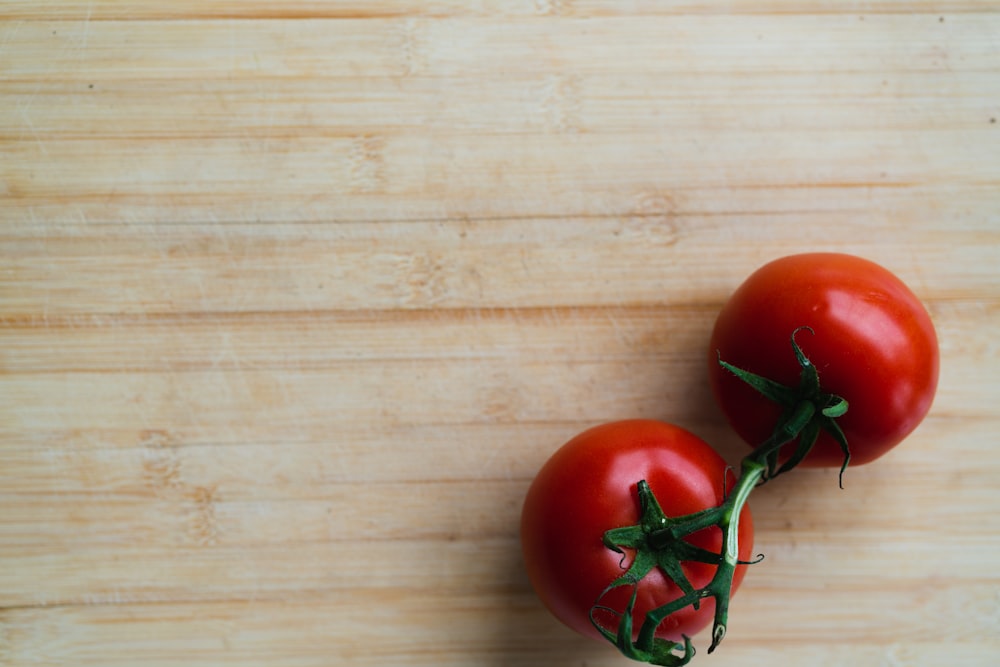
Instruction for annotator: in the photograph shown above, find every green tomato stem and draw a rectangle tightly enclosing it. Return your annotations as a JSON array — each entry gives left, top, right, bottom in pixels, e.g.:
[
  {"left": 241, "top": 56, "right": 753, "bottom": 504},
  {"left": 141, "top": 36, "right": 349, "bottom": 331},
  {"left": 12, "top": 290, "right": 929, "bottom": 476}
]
[
  {"left": 706, "top": 458, "right": 765, "bottom": 653},
  {"left": 590, "top": 328, "right": 852, "bottom": 666}
]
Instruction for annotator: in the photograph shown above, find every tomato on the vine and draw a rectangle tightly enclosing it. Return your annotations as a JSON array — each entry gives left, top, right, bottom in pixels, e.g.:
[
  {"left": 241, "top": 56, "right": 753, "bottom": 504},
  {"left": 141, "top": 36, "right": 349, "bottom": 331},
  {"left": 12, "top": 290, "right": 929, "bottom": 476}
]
[
  {"left": 520, "top": 420, "right": 754, "bottom": 643},
  {"left": 708, "top": 253, "right": 939, "bottom": 467}
]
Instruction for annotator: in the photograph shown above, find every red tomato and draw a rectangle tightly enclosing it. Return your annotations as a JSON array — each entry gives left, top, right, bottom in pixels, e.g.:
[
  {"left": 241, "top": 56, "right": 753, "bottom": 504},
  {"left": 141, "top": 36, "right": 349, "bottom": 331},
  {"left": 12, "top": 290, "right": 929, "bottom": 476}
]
[
  {"left": 708, "top": 253, "right": 939, "bottom": 467},
  {"left": 520, "top": 420, "right": 754, "bottom": 643}
]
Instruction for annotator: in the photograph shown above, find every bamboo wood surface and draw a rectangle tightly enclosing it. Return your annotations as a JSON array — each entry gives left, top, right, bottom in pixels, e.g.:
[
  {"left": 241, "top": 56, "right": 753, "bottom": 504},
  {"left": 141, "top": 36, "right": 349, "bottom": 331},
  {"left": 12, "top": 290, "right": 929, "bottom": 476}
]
[{"left": 2, "top": 2, "right": 999, "bottom": 666}]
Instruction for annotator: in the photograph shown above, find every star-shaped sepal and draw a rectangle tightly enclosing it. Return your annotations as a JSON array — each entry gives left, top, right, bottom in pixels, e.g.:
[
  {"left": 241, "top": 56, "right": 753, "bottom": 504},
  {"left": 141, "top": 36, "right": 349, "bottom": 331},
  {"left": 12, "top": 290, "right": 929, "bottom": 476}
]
[{"left": 589, "top": 480, "right": 731, "bottom": 667}]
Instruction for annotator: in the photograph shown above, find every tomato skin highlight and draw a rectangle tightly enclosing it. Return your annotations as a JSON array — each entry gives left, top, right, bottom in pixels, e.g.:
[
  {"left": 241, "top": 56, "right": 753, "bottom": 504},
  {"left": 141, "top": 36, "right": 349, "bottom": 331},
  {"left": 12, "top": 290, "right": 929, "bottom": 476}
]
[
  {"left": 709, "top": 253, "right": 939, "bottom": 467},
  {"left": 520, "top": 420, "right": 754, "bottom": 643}
]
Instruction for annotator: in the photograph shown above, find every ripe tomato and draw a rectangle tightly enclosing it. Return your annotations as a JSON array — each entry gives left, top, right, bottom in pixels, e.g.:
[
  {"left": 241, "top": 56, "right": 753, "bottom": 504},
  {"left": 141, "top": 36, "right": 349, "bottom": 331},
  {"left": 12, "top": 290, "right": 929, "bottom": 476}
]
[
  {"left": 520, "top": 420, "right": 754, "bottom": 643},
  {"left": 708, "top": 253, "right": 939, "bottom": 467}
]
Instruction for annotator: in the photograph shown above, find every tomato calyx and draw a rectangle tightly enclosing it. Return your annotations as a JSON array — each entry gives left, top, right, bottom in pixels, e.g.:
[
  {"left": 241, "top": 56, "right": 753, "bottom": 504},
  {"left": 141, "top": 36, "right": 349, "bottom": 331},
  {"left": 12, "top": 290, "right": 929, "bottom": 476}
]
[
  {"left": 717, "top": 326, "right": 852, "bottom": 488},
  {"left": 588, "top": 477, "right": 710, "bottom": 666},
  {"left": 589, "top": 466, "right": 765, "bottom": 666},
  {"left": 607, "top": 481, "right": 730, "bottom": 583}
]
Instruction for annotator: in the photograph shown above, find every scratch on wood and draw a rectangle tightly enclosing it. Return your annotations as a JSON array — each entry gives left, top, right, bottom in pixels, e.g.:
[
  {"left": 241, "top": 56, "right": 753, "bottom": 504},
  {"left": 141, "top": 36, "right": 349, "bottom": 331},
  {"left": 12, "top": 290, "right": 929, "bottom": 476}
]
[
  {"left": 480, "top": 382, "right": 523, "bottom": 424},
  {"left": 538, "top": 74, "right": 582, "bottom": 133},
  {"left": 348, "top": 135, "right": 386, "bottom": 193},
  {"left": 81, "top": 1, "right": 93, "bottom": 52},
  {"left": 137, "top": 430, "right": 223, "bottom": 547},
  {"left": 140, "top": 430, "right": 182, "bottom": 491},
  {"left": 618, "top": 192, "right": 680, "bottom": 244},
  {"left": 534, "top": 0, "right": 576, "bottom": 16},
  {"left": 398, "top": 18, "right": 425, "bottom": 76},
  {"left": 17, "top": 102, "right": 48, "bottom": 156},
  {"left": 403, "top": 253, "right": 448, "bottom": 305},
  {"left": 0, "top": 20, "right": 24, "bottom": 59},
  {"left": 606, "top": 307, "right": 638, "bottom": 351},
  {"left": 189, "top": 485, "right": 220, "bottom": 547},
  {"left": 0, "top": 615, "right": 8, "bottom": 660},
  {"left": 228, "top": 19, "right": 237, "bottom": 72}
]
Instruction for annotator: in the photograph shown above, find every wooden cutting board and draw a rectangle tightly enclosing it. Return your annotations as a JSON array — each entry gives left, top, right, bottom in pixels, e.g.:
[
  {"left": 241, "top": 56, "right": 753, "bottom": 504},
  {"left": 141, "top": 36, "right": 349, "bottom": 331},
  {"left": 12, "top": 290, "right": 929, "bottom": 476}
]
[{"left": 2, "top": 2, "right": 999, "bottom": 665}]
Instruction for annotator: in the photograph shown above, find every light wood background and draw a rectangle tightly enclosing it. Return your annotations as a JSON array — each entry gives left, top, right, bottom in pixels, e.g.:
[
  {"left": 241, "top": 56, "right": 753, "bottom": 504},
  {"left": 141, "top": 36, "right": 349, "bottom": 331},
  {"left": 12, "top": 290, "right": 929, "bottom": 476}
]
[{"left": 2, "top": 2, "right": 999, "bottom": 666}]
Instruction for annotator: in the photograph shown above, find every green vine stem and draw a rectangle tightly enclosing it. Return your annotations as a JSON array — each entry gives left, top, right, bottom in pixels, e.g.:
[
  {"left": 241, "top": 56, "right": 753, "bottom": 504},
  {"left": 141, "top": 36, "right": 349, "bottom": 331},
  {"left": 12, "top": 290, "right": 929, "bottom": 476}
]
[{"left": 589, "top": 327, "right": 851, "bottom": 666}]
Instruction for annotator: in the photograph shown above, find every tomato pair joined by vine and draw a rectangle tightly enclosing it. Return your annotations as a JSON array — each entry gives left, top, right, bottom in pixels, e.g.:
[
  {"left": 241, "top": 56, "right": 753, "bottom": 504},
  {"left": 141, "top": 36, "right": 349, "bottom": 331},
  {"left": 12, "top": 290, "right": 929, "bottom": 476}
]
[{"left": 519, "top": 253, "right": 939, "bottom": 666}]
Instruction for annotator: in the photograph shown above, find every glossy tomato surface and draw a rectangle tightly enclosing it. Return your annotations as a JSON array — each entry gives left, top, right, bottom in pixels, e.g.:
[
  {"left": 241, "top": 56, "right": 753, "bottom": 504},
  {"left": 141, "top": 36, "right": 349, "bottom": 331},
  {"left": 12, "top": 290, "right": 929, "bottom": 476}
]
[
  {"left": 520, "top": 420, "right": 754, "bottom": 643},
  {"left": 709, "top": 253, "right": 939, "bottom": 467}
]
